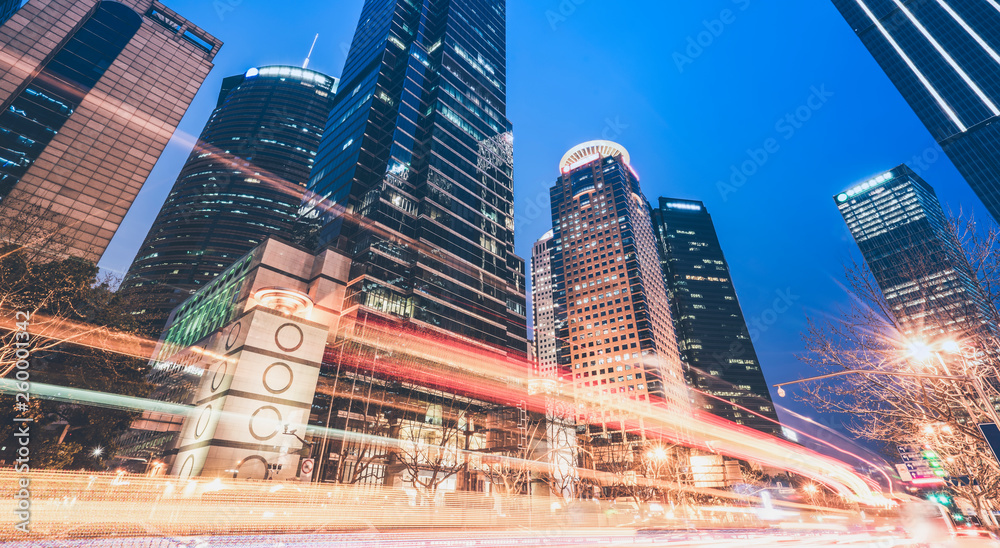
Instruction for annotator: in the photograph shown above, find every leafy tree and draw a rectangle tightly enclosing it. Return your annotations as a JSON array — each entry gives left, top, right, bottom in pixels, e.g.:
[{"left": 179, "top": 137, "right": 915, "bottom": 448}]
[{"left": 0, "top": 207, "right": 154, "bottom": 470}]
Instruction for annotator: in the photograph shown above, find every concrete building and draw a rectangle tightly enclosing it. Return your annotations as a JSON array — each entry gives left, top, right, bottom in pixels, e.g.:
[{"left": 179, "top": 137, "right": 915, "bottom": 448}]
[
  {"left": 531, "top": 230, "right": 558, "bottom": 378},
  {"left": 131, "top": 238, "right": 350, "bottom": 479},
  {"left": 0, "top": 0, "right": 220, "bottom": 262},
  {"left": 548, "top": 141, "right": 689, "bottom": 425},
  {"left": 128, "top": 235, "right": 546, "bottom": 491}
]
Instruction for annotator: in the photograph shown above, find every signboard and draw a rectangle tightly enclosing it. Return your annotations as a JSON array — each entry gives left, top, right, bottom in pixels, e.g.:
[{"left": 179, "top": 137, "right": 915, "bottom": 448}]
[
  {"left": 898, "top": 445, "right": 946, "bottom": 484},
  {"left": 300, "top": 458, "right": 314, "bottom": 483},
  {"left": 895, "top": 464, "right": 912, "bottom": 482}
]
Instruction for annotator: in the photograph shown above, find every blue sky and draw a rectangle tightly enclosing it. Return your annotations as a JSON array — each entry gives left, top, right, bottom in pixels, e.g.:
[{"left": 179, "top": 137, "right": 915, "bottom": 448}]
[{"left": 99, "top": 0, "right": 991, "bottom": 436}]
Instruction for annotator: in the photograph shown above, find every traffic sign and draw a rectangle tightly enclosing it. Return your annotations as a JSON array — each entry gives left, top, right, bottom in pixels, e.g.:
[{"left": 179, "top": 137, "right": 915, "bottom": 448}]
[
  {"left": 895, "top": 464, "right": 912, "bottom": 482},
  {"left": 898, "top": 444, "right": 948, "bottom": 481},
  {"left": 300, "top": 458, "right": 315, "bottom": 482}
]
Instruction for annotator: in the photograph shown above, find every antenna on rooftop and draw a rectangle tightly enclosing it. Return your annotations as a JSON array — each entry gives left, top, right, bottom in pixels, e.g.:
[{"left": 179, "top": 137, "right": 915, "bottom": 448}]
[{"left": 303, "top": 33, "right": 319, "bottom": 69}]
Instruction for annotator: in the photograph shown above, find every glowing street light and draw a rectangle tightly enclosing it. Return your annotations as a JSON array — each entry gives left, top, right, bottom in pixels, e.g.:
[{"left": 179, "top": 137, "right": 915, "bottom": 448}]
[
  {"left": 939, "top": 339, "right": 961, "bottom": 354},
  {"left": 645, "top": 446, "right": 668, "bottom": 462},
  {"left": 92, "top": 447, "right": 104, "bottom": 457},
  {"left": 904, "top": 340, "right": 935, "bottom": 362}
]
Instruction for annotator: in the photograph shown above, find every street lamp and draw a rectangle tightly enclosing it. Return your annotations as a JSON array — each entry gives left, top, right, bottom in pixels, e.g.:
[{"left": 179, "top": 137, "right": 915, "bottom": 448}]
[
  {"left": 904, "top": 340, "right": 935, "bottom": 362},
  {"left": 904, "top": 337, "right": 999, "bottom": 421},
  {"left": 282, "top": 424, "right": 316, "bottom": 449},
  {"left": 774, "top": 369, "right": 1000, "bottom": 426},
  {"left": 645, "top": 446, "right": 668, "bottom": 462}
]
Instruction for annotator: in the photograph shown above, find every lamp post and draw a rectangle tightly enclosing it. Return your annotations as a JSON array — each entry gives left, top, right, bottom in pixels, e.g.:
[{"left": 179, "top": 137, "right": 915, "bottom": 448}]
[
  {"left": 774, "top": 369, "right": 1000, "bottom": 427},
  {"left": 283, "top": 424, "right": 317, "bottom": 480}
]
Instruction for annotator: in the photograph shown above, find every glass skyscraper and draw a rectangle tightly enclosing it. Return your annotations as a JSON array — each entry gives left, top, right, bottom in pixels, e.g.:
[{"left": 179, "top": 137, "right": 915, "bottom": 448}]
[
  {"left": 652, "top": 198, "right": 781, "bottom": 436},
  {"left": 0, "top": 0, "right": 21, "bottom": 26},
  {"left": 835, "top": 164, "right": 994, "bottom": 339},
  {"left": 120, "top": 65, "right": 338, "bottom": 327},
  {"left": 301, "top": 0, "right": 527, "bottom": 355},
  {"left": 0, "top": 0, "right": 220, "bottom": 262},
  {"left": 831, "top": 0, "right": 1000, "bottom": 223},
  {"left": 549, "top": 141, "right": 689, "bottom": 422}
]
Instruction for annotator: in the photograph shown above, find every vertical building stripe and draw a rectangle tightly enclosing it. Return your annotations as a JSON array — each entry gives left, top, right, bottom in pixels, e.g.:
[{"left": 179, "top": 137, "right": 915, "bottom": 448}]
[
  {"left": 853, "top": 0, "right": 967, "bottom": 132},
  {"left": 890, "top": 0, "right": 999, "bottom": 116},
  {"left": 934, "top": 0, "right": 1000, "bottom": 68}
]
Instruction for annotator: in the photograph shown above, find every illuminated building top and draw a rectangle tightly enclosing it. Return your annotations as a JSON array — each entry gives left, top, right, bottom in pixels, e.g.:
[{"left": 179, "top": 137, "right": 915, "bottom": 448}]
[{"left": 559, "top": 140, "right": 630, "bottom": 173}]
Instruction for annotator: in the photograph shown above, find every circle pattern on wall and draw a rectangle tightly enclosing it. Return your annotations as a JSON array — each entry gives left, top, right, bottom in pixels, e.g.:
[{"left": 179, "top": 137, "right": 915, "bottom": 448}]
[
  {"left": 237, "top": 455, "right": 269, "bottom": 481},
  {"left": 225, "top": 322, "right": 242, "bottom": 350},
  {"left": 210, "top": 361, "right": 228, "bottom": 392},
  {"left": 194, "top": 404, "right": 213, "bottom": 439},
  {"left": 262, "top": 362, "right": 294, "bottom": 394},
  {"left": 274, "top": 323, "right": 304, "bottom": 352},
  {"left": 248, "top": 405, "right": 282, "bottom": 441},
  {"left": 177, "top": 455, "right": 195, "bottom": 479}
]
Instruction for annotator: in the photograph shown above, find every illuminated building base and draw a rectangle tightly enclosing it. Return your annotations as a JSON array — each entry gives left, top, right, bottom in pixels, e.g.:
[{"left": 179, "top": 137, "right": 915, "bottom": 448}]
[
  {"left": 142, "top": 238, "right": 350, "bottom": 480},
  {"left": 169, "top": 307, "right": 328, "bottom": 480}
]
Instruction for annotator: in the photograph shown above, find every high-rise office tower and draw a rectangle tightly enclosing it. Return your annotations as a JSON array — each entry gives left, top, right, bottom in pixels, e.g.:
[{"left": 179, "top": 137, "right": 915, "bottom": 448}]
[
  {"left": 120, "top": 65, "right": 338, "bottom": 326},
  {"left": 835, "top": 164, "right": 994, "bottom": 338},
  {"left": 652, "top": 198, "right": 781, "bottom": 436},
  {"left": 531, "top": 230, "right": 558, "bottom": 378},
  {"left": 300, "top": 0, "right": 527, "bottom": 355},
  {"left": 0, "top": 0, "right": 21, "bottom": 26},
  {"left": 549, "top": 141, "right": 688, "bottom": 421},
  {"left": 0, "top": 0, "right": 221, "bottom": 262},
  {"left": 831, "top": 0, "right": 1000, "bottom": 223}
]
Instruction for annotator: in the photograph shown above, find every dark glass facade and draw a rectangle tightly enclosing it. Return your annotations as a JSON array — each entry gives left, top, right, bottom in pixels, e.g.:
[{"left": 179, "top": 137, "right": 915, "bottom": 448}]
[
  {"left": 0, "top": 0, "right": 21, "bottom": 26},
  {"left": 835, "top": 164, "right": 994, "bottom": 339},
  {"left": 548, "top": 143, "right": 688, "bottom": 422},
  {"left": 831, "top": 0, "right": 1000, "bottom": 223},
  {"left": 652, "top": 198, "right": 781, "bottom": 436},
  {"left": 121, "top": 66, "right": 337, "bottom": 326},
  {"left": 0, "top": 2, "right": 140, "bottom": 202},
  {"left": 302, "top": 0, "right": 527, "bottom": 355}
]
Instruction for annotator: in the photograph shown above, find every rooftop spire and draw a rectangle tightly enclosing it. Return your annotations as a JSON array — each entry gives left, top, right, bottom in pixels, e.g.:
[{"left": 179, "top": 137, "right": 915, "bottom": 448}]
[{"left": 303, "top": 33, "right": 319, "bottom": 69}]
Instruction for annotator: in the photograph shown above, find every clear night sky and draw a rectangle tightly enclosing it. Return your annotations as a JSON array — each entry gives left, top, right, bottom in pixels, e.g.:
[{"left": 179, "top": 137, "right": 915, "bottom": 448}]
[{"left": 98, "top": 0, "right": 991, "bottom": 440}]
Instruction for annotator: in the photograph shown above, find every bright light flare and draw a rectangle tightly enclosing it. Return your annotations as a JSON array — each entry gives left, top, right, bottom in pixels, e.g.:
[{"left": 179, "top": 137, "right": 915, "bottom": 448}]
[{"left": 904, "top": 339, "right": 934, "bottom": 362}]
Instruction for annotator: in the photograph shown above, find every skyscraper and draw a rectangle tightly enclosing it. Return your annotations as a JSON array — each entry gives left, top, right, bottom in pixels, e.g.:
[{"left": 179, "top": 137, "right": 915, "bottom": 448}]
[
  {"left": 831, "top": 0, "right": 1000, "bottom": 223},
  {"left": 299, "top": 0, "right": 527, "bottom": 356},
  {"left": 835, "top": 164, "right": 994, "bottom": 339},
  {"left": 0, "top": 0, "right": 221, "bottom": 262},
  {"left": 549, "top": 141, "right": 688, "bottom": 422},
  {"left": 652, "top": 198, "right": 781, "bottom": 436},
  {"left": 120, "top": 65, "right": 338, "bottom": 326},
  {"left": 531, "top": 230, "right": 558, "bottom": 378},
  {"left": 0, "top": 0, "right": 21, "bottom": 26}
]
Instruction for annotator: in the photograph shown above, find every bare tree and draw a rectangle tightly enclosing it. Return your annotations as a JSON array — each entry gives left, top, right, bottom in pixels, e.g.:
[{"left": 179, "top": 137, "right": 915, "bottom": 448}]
[
  {"left": 388, "top": 390, "right": 478, "bottom": 500},
  {"left": 332, "top": 405, "right": 392, "bottom": 485},
  {"left": 477, "top": 410, "right": 546, "bottom": 496},
  {"left": 540, "top": 413, "right": 580, "bottom": 501},
  {"left": 798, "top": 214, "right": 1000, "bottom": 525}
]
